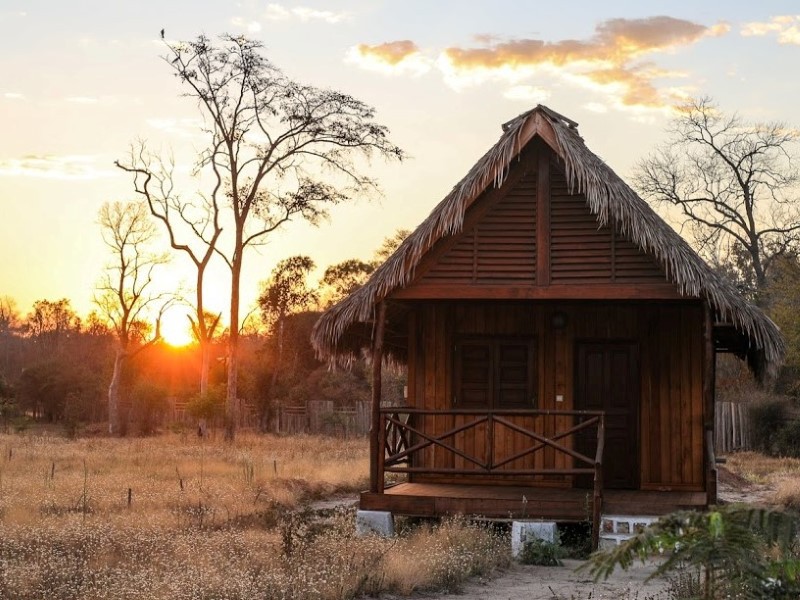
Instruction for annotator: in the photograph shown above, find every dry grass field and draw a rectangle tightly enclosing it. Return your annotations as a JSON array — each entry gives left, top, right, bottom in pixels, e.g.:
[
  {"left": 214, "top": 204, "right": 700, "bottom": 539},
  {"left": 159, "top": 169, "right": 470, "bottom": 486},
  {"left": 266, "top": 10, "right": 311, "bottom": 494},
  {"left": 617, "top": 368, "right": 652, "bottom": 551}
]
[
  {"left": 0, "top": 431, "right": 509, "bottom": 599},
  {"left": 724, "top": 451, "right": 800, "bottom": 509}
]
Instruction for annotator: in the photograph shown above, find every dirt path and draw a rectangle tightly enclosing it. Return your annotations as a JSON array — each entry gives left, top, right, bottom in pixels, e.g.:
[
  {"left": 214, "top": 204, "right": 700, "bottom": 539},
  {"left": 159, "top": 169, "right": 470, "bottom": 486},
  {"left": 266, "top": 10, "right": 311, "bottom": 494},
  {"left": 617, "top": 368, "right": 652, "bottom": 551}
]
[{"left": 415, "top": 559, "right": 668, "bottom": 600}]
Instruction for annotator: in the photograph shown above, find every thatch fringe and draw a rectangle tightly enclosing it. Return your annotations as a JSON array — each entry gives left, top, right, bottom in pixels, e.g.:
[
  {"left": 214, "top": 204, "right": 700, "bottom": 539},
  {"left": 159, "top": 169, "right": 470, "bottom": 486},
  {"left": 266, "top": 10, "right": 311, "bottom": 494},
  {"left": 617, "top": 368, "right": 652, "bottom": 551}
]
[{"left": 312, "top": 105, "right": 784, "bottom": 378}]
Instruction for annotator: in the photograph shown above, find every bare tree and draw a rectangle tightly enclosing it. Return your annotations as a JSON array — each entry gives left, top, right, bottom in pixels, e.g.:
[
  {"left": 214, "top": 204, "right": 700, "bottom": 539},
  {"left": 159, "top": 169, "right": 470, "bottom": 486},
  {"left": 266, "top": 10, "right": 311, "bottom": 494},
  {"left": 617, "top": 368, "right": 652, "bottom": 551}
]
[
  {"left": 160, "top": 34, "right": 404, "bottom": 439},
  {"left": 635, "top": 97, "right": 800, "bottom": 298},
  {"left": 95, "top": 201, "right": 171, "bottom": 435},
  {"left": 115, "top": 148, "right": 222, "bottom": 396}
]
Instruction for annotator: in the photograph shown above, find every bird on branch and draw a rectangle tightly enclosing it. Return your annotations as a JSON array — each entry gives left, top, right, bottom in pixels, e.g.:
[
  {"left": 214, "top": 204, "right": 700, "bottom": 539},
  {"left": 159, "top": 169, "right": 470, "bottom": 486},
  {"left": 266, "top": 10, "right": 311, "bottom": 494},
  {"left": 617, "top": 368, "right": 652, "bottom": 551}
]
[{"left": 160, "top": 28, "right": 165, "bottom": 40}]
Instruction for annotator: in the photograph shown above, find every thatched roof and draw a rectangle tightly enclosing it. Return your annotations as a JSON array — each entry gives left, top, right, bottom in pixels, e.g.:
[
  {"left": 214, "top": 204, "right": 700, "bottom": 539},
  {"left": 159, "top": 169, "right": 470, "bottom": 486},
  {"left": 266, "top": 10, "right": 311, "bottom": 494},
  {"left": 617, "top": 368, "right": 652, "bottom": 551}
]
[{"left": 312, "top": 105, "right": 784, "bottom": 378}]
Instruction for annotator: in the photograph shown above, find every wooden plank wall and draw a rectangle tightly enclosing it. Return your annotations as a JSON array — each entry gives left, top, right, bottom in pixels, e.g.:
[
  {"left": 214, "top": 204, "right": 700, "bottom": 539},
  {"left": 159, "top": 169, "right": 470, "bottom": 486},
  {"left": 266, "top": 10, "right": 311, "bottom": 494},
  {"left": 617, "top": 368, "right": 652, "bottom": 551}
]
[
  {"left": 550, "top": 168, "right": 666, "bottom": 284},
  {"left": 406, "top": 301, "right": 705, "bottom": 491}
]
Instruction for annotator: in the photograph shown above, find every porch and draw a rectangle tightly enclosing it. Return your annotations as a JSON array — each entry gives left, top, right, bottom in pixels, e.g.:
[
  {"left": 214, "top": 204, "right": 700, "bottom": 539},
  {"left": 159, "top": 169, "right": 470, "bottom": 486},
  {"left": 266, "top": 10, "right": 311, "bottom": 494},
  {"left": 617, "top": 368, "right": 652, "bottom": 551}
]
[
  {"left": 369, "top": 407, "right": 608, "bottom": 544},
  {"left": 364, "top": 407, "right": 709, "bottom": 548}
]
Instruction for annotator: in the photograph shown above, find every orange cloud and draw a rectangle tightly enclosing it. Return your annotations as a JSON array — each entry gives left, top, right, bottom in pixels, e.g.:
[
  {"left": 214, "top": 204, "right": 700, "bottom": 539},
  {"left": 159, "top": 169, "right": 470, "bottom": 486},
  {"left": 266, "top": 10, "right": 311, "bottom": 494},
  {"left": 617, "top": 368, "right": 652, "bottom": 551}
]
[
  {"left": 353, "top": 40, "right": 420, "bottom": 66},
  {"left": 742, "top": 15, "right": 800, "bottom": 45},
  {"left": 438, "top": 16, "right": 727, "bottom": 109},
  {"left": 347, "top": 41, "right": 431, "bottom": 75}
]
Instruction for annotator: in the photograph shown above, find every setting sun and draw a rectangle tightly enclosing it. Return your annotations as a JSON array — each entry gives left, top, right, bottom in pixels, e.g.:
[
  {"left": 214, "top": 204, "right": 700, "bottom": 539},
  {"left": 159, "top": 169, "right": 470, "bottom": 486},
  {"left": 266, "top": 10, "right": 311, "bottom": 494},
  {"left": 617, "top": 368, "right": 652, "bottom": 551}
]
[{"left": 159, "top": 312, "right": 195, "bottom": 347}]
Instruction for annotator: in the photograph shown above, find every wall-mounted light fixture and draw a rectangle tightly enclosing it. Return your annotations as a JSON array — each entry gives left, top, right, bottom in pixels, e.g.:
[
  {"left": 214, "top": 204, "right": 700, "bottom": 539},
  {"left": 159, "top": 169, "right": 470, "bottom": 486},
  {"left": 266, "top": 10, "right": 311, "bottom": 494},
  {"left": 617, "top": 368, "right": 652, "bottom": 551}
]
[{"left": 551, "top": 311, "right": 567, "bottom": 330}]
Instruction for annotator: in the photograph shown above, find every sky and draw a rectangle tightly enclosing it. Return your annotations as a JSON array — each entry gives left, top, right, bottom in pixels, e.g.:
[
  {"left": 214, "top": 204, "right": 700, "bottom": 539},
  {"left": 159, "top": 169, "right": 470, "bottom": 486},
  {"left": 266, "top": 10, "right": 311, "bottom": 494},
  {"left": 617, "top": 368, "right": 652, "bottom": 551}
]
[{"left": 1, "top": 1, "right": 799, "bottom": 343}]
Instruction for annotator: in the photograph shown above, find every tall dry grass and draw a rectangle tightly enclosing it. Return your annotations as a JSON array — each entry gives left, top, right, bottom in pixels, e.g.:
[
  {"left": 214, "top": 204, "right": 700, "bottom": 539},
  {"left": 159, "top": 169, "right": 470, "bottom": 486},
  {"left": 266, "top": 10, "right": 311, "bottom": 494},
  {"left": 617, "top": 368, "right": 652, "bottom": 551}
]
[
  {"left": 0, "top": 432, "right": 510, "bottom": 599},
  {"left": 725, "top": 451, "right": 800, "bottom": 510}
]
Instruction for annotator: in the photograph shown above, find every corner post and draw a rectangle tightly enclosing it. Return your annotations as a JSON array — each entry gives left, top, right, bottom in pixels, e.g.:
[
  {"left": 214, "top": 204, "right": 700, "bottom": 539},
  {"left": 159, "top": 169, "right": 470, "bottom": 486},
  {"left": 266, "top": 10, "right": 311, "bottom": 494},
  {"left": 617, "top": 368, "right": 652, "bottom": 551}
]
[
  {"left": 703, "top": 303, "right": 717, "bottom": 505},
  {"left": 370, "top": 301, "right": 387, "bottom": 494},
  {"left": 592, "top": 414, "right": 605, "bottom": 551}
]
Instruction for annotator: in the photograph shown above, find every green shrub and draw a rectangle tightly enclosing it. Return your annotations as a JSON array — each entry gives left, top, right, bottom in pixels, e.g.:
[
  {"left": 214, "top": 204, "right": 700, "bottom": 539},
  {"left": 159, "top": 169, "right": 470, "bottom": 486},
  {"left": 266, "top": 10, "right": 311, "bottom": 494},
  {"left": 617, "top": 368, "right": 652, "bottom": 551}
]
[
  {"left": 186, "top": 386, "right": 225, "bottom": 422},
  {"left": 518, "top": 536, "right": 565, "bottom": 566},
  {"left": 587, "top": 505, "right": 800, "bottom": 600}
]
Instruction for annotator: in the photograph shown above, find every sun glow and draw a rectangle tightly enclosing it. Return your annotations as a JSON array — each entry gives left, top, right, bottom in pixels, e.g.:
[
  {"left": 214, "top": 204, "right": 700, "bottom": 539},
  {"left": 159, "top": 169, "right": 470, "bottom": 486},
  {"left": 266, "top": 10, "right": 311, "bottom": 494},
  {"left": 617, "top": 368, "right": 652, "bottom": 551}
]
[{"left": 159, "top": 312, "right": 195, "bottom": 347}]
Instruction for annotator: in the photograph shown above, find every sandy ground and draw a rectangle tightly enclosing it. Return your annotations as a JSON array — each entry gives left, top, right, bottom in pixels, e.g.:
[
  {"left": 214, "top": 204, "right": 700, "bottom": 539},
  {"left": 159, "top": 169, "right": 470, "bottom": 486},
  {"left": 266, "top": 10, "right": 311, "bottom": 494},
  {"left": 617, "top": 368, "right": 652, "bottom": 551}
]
[
  {"left": 389, "top": 467, "right": 769, "bottom": 600},
  {"left": 418, "top": 559, "right": 669, "bottom": 600}
]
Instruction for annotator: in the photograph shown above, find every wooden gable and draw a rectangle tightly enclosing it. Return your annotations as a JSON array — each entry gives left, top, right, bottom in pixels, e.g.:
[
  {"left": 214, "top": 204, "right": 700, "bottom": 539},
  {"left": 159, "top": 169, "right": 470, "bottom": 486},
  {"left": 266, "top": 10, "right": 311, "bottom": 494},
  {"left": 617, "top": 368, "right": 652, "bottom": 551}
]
[
  {"left": 419, "top": 168, "right": 537, "bottom": 285},
  {"left": 393, "top": 143, "right": 678, "bottom": 300},
  {"left": 550, "top": 168, "right": 667, "bottom": 284}
]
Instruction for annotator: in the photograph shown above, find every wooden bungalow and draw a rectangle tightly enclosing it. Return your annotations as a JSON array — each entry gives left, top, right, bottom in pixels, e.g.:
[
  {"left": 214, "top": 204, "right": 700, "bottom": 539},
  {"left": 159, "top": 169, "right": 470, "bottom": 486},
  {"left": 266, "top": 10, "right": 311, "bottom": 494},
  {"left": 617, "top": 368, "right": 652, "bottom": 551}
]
[{"left": 312, "top": 105, "right": 784, "bottom": 545}]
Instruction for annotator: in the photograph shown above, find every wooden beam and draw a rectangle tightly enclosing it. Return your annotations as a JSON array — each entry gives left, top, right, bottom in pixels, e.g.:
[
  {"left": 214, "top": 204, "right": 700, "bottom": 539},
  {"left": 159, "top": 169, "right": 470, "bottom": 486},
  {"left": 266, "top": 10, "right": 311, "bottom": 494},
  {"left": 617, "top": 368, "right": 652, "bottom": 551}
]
[
  {"left": 370, "top": 301, "right": 387, "bottom": 494},
  {"left": 390, "top": 282, "right": 692, "bottom": 300},
  {"left": 536, "top": 148, "right": 551, "bottom": 285}
]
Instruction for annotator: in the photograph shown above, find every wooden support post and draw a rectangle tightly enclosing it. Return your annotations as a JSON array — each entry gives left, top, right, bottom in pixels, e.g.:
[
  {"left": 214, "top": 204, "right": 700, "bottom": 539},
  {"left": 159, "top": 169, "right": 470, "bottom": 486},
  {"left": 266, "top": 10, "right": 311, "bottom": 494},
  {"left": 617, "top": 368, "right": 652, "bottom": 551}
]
[
  {"left": 370, "top": 301, "right": 387, "bottom": 494},
  {"left": 592, "top": 415, "right": 605, "bottom": 551},
  {"left": 703, "top": 303, "right": 717, "bottom": 505}
]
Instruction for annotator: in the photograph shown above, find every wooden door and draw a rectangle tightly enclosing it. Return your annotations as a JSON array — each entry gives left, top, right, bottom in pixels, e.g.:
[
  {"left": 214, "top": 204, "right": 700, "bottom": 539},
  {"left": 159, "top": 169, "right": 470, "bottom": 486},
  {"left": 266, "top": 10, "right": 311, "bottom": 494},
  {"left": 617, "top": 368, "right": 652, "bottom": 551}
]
[{"left": 575, "top": 341, "right": 640, "bottom": 489}]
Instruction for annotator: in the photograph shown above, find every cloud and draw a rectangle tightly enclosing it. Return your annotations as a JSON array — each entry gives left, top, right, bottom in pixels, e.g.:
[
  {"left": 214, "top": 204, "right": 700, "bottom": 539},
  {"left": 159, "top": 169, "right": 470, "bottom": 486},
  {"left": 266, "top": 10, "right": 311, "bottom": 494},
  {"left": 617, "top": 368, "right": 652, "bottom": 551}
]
[
  {"left": 0, "top": 10, "right": 26, "bottom": 21},
  {"left": 230, "top": 17, "right": 262, "bottom": 33},
  {"left": 584, "top": 102, "right": 609, "bottom": 113},
  {"left": 3, "top": 92, "right": 24, "bottom": 100},
  {"left": 0, "top": 155, "right": 115, "bottom": 180},
  {"left": 65, "top": 96, "right": 99, "bottom": 104},
  {"left": 263, "top": 3, "right": 348, "bottom": 24},
  {"left": 741, "top": 15, "right": 800, "bottom": 45},
  {"left": 348, "top": 17, "right": 727, "bottom": 112},
  {"left": 230, "top": 4, "right": 348, "bottom": 34},
  {"left": 503, "top": 85, "right": 551, "bottom": 103},
  {"left": 146, "top": 117, "right": 205, "bottom": 139},
  {"left": 347, "top": 41, "right": 432, "bottom": 76},
  {"left": 437, "top": 16, "right": 727, "bottom": 109}
]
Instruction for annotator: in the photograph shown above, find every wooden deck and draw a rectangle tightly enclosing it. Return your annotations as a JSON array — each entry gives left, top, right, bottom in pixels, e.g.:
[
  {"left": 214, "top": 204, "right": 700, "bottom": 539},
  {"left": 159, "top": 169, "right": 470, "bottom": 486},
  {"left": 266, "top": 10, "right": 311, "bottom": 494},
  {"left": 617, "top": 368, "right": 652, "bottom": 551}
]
[{"left": 361, "top": 483, "right": 707, "bottom": 521}]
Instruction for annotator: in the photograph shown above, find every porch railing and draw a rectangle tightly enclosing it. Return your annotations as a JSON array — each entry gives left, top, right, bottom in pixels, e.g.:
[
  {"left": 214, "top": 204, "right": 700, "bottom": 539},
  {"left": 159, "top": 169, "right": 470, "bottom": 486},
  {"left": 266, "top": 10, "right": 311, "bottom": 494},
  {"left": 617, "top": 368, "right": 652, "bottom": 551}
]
[{"left": 376, "top": 407, "right": 605, "bottom": 545}]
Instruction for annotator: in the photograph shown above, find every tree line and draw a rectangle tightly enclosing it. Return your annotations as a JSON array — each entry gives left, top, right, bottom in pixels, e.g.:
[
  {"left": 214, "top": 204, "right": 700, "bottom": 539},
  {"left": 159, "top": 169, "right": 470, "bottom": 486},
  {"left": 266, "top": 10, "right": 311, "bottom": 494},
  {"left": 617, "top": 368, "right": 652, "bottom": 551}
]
[{"left": 0, "top": 228, "right": 407, "bottom": 435}]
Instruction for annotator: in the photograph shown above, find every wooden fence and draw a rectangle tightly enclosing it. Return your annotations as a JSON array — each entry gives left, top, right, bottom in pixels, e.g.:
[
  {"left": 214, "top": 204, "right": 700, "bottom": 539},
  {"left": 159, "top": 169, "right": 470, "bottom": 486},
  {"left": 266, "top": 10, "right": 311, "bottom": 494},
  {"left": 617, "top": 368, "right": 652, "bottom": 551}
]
[
  {"left": 279, "top": 400, "right": 370, "bottom": 437},
  {"left": 715, "top": 401, "right": 750, "bottom": 454}
]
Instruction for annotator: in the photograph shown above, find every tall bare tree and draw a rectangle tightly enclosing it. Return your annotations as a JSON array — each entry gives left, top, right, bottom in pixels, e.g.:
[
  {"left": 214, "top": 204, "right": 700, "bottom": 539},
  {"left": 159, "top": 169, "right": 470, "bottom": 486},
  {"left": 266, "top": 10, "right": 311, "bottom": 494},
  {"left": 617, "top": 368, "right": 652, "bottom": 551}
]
[
  {"left": 635, "top": 97, "right": 800, "bottom": 298},
  {"left": 95, "top": 201, "right": 171, "bottom": 434},
  {"left": 115, "top": 148, "right": 222, "bottom": 396},
  {"left": 160, "top": 34, "right": 404, "bottom": 439}
]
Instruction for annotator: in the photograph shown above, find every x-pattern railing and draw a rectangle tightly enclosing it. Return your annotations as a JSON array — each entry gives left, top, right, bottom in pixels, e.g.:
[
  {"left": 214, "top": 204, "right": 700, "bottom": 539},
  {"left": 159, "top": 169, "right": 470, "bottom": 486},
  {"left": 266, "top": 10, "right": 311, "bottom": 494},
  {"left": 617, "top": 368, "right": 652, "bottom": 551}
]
[{"left": 377, "top": 407, "right": 606, "bottom": 547}]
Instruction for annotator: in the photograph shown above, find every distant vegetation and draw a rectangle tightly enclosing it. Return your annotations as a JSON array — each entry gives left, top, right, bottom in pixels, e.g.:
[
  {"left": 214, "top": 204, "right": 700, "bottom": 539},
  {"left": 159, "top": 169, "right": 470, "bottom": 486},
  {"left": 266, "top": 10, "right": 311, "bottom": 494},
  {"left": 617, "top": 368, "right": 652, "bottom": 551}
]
[{"left": 0, "top": 229, "right": 408, "bottom": 436}]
